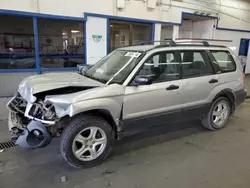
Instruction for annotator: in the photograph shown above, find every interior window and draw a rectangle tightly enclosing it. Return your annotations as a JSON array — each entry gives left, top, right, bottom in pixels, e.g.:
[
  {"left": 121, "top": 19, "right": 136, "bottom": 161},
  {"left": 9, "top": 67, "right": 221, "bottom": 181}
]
[
  {"left": 135, "top": 52, "right": 180, "bottom": 84},
  {"left": 211, "top": 51, "right": 236, "bottom": 72},
  {"left": 181, "top": 51, "right": 213, "bottom": 78}
]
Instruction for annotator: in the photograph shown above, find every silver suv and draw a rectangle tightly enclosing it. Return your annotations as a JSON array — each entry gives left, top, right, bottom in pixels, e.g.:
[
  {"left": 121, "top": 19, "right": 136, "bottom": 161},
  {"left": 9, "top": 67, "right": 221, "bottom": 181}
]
[{"left": 7, "top": 40, "right": 247, "bottom": 168}]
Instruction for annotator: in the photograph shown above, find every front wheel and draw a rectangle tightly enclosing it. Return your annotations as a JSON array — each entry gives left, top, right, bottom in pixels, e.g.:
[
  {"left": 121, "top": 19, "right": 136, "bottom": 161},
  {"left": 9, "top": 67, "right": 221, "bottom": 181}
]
[
  {"left": 202, "top": 97, "right": 231, "bottom": 130},
  {"left": 60, "top": 115, "right": 114, "bottom": 168}
]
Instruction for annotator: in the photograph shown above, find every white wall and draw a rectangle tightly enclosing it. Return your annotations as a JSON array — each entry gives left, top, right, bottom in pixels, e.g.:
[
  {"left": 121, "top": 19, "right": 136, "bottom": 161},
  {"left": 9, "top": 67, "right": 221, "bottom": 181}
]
[
  {"left": 86, "top": 16, "right": 107, "bottom": 65},
  {"left": 0, "top": 72, "right": 36, "bottom": 96},
  {"left": 154, "top": 23, "right": 161, "bottom": 44},
  {"left": 1, "top": 0, "right": 250, "bottom": 31},
  {"left": 215, "top": 30, "right": 250, "bottom": 55},
  {"left": 178, "top": 19, "right": 215, "bottom": 39},
  {"left": 215, "top": 29, "right": 250, "bottom": 74},
  {"left": 0, "top": 97, "right": 11, "bottom": 120},
  {"left": 179, "top": 20, "right": 192, "bottom": 38},
  {"left": 246, "top": 46, "right": 250, "bottom": 74},
  {"left": 192, "top": 20, "right": 215, "bottom": 39},
  {"left": 161, "top": 26, "right": 173, "bottom": 40},
  {"left": 2, "top": 0, "right": 250, "bottom": 73}
]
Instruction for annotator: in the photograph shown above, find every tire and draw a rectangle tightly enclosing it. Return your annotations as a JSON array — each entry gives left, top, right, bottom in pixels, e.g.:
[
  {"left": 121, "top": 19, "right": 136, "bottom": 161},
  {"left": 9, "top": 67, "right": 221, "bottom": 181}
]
[
  {"left": 202, "top": 97, "right": 231, "bottom": 131},
  {"left": 60, "top": 115, "right": 114, "bottom": 168}
]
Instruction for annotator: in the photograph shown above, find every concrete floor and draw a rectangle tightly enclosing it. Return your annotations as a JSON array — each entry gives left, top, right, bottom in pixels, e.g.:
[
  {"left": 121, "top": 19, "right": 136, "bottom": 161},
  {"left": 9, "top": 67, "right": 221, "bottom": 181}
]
[
  {"left": 0, "top": 100, "right": 250, "bottom": 188},
  {"left": 246, "top": 74, "right": 250, "bottom": 97}
]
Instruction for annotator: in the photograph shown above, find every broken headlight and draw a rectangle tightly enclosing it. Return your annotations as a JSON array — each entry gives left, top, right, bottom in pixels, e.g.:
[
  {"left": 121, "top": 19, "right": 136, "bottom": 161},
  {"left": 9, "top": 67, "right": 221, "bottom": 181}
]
[{"left": 28, "top": 100, "right": 56, "bottom": 121}]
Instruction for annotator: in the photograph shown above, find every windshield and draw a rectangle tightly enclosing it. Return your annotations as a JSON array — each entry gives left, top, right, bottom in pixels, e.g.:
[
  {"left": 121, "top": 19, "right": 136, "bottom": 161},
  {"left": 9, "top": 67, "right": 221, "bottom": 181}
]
[{"left": 85, "top": 50, "right": 143, "bottom": 84}]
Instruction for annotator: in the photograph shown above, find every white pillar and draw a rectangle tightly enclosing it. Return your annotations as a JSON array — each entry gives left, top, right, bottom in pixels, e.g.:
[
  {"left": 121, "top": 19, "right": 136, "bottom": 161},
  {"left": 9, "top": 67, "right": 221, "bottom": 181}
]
[
  {"left": 154, "top": 23, "right": 161, "bottom": 45},
  {"left": 172, "top": 25, "right": 179, "bottom": 40},
  {"left": 86, "top": 16, "right": 107, "bottom": 65}
]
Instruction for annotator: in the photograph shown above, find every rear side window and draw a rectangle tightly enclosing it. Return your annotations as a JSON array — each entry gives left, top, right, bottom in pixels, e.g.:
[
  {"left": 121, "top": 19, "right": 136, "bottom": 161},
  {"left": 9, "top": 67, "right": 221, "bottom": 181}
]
[
  {"left": 180, "top": 51, "right": 214, "bottom": 78},
  {"left": 211, "top": 51, "right": 236, "bottom": 72}
]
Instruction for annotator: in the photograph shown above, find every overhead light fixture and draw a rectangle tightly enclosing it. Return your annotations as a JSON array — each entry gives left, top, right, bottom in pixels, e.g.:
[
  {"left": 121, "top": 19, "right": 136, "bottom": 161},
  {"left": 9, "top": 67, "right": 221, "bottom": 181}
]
[
  {"left": 71, "top": 30, "right": 80, "bottom": 33},
  {"left": 110, "top": 25, "right": 113, "bottom": 27},
  {"left": 62, "top": 32, "right": 67, "bottom": 35}
]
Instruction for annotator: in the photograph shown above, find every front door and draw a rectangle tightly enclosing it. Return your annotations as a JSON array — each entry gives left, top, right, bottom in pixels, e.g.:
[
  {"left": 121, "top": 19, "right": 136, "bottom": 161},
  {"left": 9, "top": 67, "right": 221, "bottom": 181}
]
[{"left": 122, "top": 51, "right": 183, "bottom": 135}]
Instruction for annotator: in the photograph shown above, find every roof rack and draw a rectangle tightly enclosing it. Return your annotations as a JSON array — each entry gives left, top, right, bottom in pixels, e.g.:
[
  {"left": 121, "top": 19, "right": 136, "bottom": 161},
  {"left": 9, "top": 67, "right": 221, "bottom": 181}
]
[
  {"left": 135, "top": 40, "right": 176, "bottom": 46},
  {"left": 175, "top": 40, "right": 210, "bottom": 47},
  {"left": 153, "top": 40, "right": 177, "bottom": 48}
]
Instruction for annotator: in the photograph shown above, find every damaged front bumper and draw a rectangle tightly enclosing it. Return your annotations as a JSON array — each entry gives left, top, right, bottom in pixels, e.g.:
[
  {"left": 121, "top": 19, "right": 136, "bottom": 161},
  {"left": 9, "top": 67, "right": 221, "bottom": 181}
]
[
  {"left": 7, "top": 93, "right": 57, "bottom": 125},
  {"left": 8, "top": 112, "right": 52, "bottom": 148},
  {"left": 7, "top": 93, "right": 55, "bottom": 149}
]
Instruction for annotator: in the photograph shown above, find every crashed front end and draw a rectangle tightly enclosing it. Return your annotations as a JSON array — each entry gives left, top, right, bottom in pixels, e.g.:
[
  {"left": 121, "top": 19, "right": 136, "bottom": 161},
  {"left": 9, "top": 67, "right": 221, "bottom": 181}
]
[
  {"left": 6, "top": 72, "right": 124, "bottom": 149},
  {"left": 6, "top": 72, "right": 103, "bottom": 149},
  {"left": 7, "top": 92, "right": 57, "bottom": 148}
]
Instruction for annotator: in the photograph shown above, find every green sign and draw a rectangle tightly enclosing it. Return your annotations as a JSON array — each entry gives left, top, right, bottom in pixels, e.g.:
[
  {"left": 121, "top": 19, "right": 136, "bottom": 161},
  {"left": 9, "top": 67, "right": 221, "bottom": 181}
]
[{"left": 92, "top": 34, "right": 102, "bottom": 43}]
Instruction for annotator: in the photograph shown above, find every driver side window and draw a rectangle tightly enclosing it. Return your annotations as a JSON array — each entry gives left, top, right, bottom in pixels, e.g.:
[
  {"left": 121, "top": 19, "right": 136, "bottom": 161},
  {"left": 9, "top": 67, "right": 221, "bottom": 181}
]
[{"left": 136, "top": 51, "right": 180, "bottom": 84}]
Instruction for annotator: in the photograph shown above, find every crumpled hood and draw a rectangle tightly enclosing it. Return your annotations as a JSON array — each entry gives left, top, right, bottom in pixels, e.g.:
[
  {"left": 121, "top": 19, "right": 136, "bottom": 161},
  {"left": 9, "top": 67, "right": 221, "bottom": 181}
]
[{"left": 18, "top": 72, "right": 105, "bottom": 103}]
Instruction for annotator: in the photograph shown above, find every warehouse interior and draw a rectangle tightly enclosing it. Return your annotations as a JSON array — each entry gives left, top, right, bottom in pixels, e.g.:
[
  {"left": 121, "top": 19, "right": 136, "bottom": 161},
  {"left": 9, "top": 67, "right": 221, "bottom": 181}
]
[{"left": 0, "top": 0, "right": 250, "bottom": 187}]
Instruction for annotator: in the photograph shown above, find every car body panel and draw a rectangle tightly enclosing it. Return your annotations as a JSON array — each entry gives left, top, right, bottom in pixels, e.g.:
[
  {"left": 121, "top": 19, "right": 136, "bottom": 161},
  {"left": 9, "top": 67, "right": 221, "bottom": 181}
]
[
  {"left": 18, "top": 72, "right": 105, "bottom": 103},
  {"left": 122, "top": 80, "right": 183, "bottom": 134},
  {"left": 123, "top": 80, "right": 183, "bottom": 120},
  {"left": 45, "top": 84, "right": 125, "bottom": 125}
]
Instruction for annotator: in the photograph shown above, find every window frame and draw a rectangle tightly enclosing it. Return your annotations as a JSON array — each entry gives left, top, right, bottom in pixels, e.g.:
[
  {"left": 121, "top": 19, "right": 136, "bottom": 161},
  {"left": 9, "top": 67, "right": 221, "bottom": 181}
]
[
  {"left": 179, "top": 50, "right": 215, "bottom": 79},
  {"left": 128, "top": 50, "right": 181, "bottom": 86},
  {"left": 0, "top": 13, "right": 85, "bottom": 73},
  {"left": 209, "top": 50, "right": 237, "bottom": 73}
]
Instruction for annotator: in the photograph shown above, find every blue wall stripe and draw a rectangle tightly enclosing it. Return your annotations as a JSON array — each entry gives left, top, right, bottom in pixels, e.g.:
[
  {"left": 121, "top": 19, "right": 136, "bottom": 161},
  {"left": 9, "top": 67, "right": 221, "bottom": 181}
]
[
  {"left": 0, "top": 53, "right": 84, "bottom": 59},
  {"left": 0, "top": 95, "right": 13, "bottom": 98},
  {"left": 216, "top": 27, "right": 250, "bottom": 33},
  {"left": 84, "top": 21, "right": 87, "bottom": 64},
  {"left": 41, "top": 67, "right": 77, "bottom": 72},
  {"left": 106, "top": 18, "right": 110, "bottom": 54},
  {"left": 33, "top": 17, "right": 41, "bottom": 74},
  {"left": 151, "top": 23, "right": 155, "bottom": 43},
  {"left": 0, "top": 69, "right": 36, "bottom": 73},
  {"left": 182, "top": 12, "right": 218, "bottom": 20}
]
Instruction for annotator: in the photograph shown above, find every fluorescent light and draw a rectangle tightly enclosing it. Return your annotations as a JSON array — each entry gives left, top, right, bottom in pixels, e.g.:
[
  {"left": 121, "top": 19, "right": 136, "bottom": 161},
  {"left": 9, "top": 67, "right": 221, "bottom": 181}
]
[
  {"left": 62, "top": 32, "right": 66, "bottom": 35},
  {"left": 229, "top": 46, "right": 236, "bottom": 51},
  {"left": 71, "top": 30, "right": 80, "bottom": 33}
]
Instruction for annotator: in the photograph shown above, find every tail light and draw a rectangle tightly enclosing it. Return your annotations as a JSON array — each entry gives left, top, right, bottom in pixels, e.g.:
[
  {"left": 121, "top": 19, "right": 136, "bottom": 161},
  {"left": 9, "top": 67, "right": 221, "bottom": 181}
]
[{"left": 243, "top": 72, "right": 246, "bottom": 89}]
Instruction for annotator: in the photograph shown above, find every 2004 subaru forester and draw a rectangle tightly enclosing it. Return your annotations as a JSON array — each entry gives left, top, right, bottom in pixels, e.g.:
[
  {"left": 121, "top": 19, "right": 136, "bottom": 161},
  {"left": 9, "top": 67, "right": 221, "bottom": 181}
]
[{"left": 7, "top": 40, "right": 247, "bottom": 168}]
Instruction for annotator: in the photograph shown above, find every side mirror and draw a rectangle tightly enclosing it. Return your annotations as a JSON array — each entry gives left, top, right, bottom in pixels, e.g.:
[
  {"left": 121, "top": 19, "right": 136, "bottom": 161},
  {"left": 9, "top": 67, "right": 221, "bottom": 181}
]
[
  {"left": 77, "top": 65, "right": 93, "bottom": 74},
  {"left": 134, "top": 76, "right": 152, "bottom": 85}
]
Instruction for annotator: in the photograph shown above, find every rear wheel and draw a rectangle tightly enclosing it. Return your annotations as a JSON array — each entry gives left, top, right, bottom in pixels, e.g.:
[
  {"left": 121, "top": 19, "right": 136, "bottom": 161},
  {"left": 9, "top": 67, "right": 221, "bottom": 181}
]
[
  {"left": 202, "top": 97, "right": 231, "bottom": 130},
  {"left": 60, "top": 115, "right": 114, "bottom": 168}
]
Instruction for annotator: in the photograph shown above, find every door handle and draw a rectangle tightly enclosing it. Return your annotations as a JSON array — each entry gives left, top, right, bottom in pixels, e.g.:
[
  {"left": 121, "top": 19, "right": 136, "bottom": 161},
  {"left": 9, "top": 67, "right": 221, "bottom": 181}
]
[
  {"left": 209, "top": 79, "right": 218, "bottom": 84},
  {"left": 166, "top": 85, "right": 179, "bottom": 90}
]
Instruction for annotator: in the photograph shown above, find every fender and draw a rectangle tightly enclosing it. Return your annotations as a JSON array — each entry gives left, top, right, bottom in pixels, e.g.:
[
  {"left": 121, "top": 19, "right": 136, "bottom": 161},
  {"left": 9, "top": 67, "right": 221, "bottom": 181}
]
[
  {"left": 212, "top": 88, "right": 236, "bottom": 114},
  {"left": 66, "top": 97, "right": 123, "bottom": 127}
]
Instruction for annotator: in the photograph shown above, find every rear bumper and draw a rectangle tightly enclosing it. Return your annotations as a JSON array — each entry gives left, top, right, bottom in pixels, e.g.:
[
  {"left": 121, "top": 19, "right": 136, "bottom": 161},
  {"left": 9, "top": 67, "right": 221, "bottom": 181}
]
[{"left": 235, "top": 89, "right": 247, "bottom": 106}]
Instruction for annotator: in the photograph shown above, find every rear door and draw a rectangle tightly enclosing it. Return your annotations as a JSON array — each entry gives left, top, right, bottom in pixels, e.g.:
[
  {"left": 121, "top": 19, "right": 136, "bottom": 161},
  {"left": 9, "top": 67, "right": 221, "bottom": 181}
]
[
  {"left": 180, "top": 50, "right": 219, "bottom": 119},
  {"left": 209, "top": 50, "right": 240, "bottom": 89}
]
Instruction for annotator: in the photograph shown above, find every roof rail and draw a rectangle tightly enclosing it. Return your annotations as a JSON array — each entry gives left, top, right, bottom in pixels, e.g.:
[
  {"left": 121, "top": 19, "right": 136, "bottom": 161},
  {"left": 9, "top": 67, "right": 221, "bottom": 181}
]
[
  {"left": 136, "top": 40, "right": 176, "bottom": 46},
  {"left": 116, "top": 40, "right": 176, "bottom": 49},
  {"left": 153, "top": 40, "right": 177, "bottom": 48},
  {"left": 175, "top": 40, "right": 210, "bottom": 47}
]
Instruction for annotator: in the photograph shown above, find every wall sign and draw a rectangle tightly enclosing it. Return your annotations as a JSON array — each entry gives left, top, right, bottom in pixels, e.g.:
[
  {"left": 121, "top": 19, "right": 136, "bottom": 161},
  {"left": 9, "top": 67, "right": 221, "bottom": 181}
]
[{"left": 92, "top": 35, "right": 102, "bottom": 43}]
